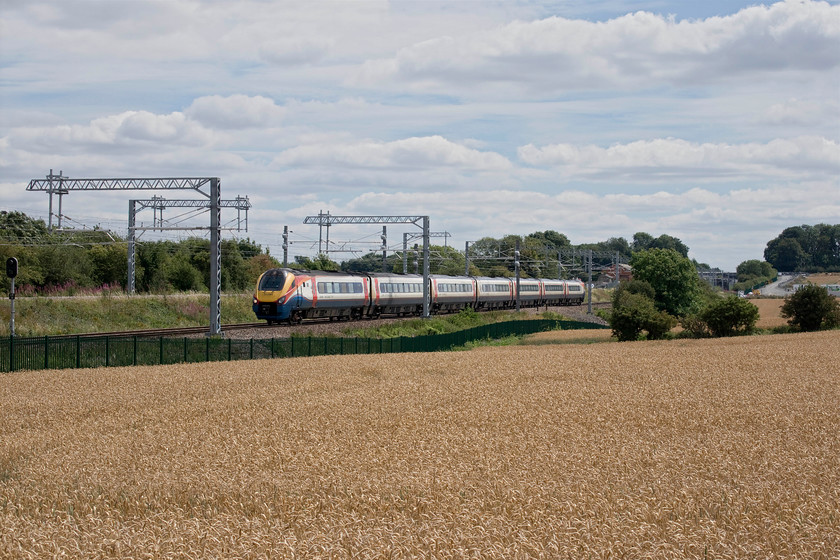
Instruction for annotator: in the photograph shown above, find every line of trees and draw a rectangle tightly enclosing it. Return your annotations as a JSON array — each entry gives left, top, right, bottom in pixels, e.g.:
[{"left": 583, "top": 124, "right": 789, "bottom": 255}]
[
  {"left": 764, "top": 224, "right": 840, "bottom": 272},
  {"left": 0, "top": 211, "right": 279, "bottom": 295},
  {"left": 341, "top": 230, "right": 705, "bottom": 278},
  {"left": 4, "top": 210, "right": 836, "bottom": 298}
]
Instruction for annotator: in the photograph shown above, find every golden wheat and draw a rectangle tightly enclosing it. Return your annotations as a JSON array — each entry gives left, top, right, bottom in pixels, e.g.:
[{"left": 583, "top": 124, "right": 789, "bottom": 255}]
[{"left": 1, "top": 331, "right": 838, "bottom": 558}]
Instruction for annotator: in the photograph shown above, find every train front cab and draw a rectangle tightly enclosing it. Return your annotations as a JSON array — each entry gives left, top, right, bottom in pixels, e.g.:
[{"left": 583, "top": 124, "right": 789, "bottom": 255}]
[{"left": 254, "top": 268, "right": 297, "bottom": 323}]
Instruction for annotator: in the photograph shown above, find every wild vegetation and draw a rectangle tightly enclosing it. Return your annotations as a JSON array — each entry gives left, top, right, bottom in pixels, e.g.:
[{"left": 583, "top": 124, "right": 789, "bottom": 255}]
[
  {"left": 763, "top": 224, "right": 840, "bottom": 272},
  {"left": 2, "top": 331, "right": 838, "bottom": 557},
  {"left": 0, "top": 293, "right": 256, "bottom": 337}
]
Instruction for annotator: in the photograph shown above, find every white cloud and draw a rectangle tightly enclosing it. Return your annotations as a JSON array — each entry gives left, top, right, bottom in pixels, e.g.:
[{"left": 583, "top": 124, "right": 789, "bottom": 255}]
[
  {"left": 185, "top": 95, "right": 285, "bottom": 129},
  {"left": 518, "top": 136, "right": 840, "bottom": 180},
  {"left": 273, "top": 135, "right": 513, "bottom": 171},
  {"left": 259, "top": 37, "right": 334, "bottom": 65},
  {"left": 354, "top": 0, "right": 840, "bottom": 93},
  {"left": 7, "top": 111, "right": 214, "bottom": 153}
]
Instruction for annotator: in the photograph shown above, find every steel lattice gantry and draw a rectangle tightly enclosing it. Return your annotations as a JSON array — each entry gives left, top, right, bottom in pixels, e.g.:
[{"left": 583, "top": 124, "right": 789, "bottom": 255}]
[
  {"left": 27, "top": 172, "right": 225, "bottom": 336},
  {"left": 127, "top": 196, "right": 251, "bottom": 296},
  {"left": 303, "top": 214, "right": 432, "bottom": 318},
  {"left": 402, "top": 231, "right": 450, "bottom": 274}
]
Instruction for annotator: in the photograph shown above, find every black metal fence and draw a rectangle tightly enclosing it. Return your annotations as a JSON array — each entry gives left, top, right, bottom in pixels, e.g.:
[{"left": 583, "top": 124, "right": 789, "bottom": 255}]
[{"left": 1, "top": 320, "right": 608, "bottom": 373}]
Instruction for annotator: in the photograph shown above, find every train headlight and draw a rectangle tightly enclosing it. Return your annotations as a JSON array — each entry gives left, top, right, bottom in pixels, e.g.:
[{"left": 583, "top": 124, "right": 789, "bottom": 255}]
[{"left": 252, "top": 295, "right": 257, "bottom": 305}]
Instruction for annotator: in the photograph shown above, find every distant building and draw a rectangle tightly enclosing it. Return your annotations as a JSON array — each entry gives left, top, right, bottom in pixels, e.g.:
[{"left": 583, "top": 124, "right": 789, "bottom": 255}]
[{"left": 698, "top": 270, "right": 737, "bottom": 291}]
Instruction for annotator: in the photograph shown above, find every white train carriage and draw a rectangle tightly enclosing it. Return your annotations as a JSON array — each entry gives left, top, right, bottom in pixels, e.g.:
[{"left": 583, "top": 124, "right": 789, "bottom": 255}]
[
  {"left": 310, "top": 272, "right": 370, "bottom": 319},
  {"left": 474, "top": 277, "right": 514, "bottom": 310},
  {"left": 370, "top": 273, "right": 425, "bottom": 317},
  {"left": 541, "top": 278, "right": 567, "bottom": 306},
  {"left": 564, "top": 279, "right": 586, "bottom": 305},
  {"left": 430, "top": 275, "right": 476, "bottom": 312},
  {"left": 517, "top": 278, "right": 543, "bottom": 307}
]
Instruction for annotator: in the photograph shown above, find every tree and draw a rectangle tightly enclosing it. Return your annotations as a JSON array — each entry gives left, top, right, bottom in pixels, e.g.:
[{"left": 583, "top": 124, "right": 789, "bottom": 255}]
[
  {"left": 632, "top": 232, "right": 655, "bottom": 252},
  {"left": 780, "top": 285, "right": 840, "bottom": 332},
  {"left": 764, "top": 237, "right": 807, "bottom": 272},
  {"left": 88, "top": 244, "right": 128, "bottom": 288},
  {"left": 610, "top": 281, "right": 677, "bottom": 341},
  {"left": 699, "top": 295, "right": 760, "bottom": 337},
  {"left": 294, "top": 254, "right": 340, "bottom": 271},
  {"left": 630, "top": 248, "right": 704, "bottom": 317},
  {"left": 0, "top": 211, "right": 49, "bottom": 241},
  {"left": 764, "top": 224, "right": 840, "bottom": 272},
  {"left": 650, "top": 234, "right": 689, "bottom": 258}
]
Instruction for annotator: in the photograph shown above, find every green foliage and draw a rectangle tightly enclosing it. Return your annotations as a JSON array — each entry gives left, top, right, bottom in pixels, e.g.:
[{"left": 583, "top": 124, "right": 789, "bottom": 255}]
[
  {"left": 764, "top": 224, "right": 840, "bottom": 272},
  {"left": 293, "top": 253, "right": 341, "bottom": 271},
  {"left": 609, "top": 281, "right": 677, "bottom": 341},
  {"left": 734, "top": 259, "right": 777, "bottom": 292},
  {"left": 631, "top": 232, "right": 689, "bottom": 258},
  {"left": 630, "top": 249, "right": 703, "bottom": 317},
  {"left": 780, "top": 285, "right": 840, "bottom": 332},
  {"left": 698, "top": 295, "right": 760, "bottom": 337},
  {"left": 0, "top": 294, "right": 256, "bottom": 337},
  {"left": 343, "top": 308, "right": 509, "bottom": 339}
]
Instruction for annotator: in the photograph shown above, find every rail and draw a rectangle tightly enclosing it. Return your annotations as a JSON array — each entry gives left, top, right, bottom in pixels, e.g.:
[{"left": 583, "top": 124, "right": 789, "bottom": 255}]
[{"left": 0, "top": 320, "right": 608, "bottom": 373}]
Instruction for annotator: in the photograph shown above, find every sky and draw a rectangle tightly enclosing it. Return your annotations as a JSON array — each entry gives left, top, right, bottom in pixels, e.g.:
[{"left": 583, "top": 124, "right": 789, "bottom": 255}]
[{"left": 1, "top": 0, "right": 838, "bottom": 271}]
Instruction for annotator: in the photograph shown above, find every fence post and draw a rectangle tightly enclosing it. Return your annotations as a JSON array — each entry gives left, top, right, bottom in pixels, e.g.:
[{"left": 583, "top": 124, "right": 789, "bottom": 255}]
[
  {"left": 250, "top": 338, "right": 254, "bottom": 360},
  {"left": 159, "top": 337, "right": 164, "bottom": 365},
  {"left": 271, "top": 338, "right": 275, "bottom": 359},
  {"left": 44, "top": 335, "right": 49, "bottom": 370},
  {"left": 76, "top": 335, "right": 81, "bottom": 369},
  {"left": 228, "top": 338, "right": 232, "bottom": 361},
  {"left": 205, "top": 337, "right": 209, "bottom": 363},
  {"left": 133, "top": 336, "right": 137, "bottom": 366},
  {"left": 105, "top": 336, "right": 110, "bottom": 367},
  {"left": 9, "top": 335, "right": 14, "bottom": 372},
  {"left": 184, "top": 337, "right": 188, "bottom": 363}
]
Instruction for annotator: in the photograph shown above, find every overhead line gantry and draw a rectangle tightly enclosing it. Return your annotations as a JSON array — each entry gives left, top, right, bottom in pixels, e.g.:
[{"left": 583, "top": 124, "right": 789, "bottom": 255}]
[{"left": 27, "top": 171, "right": 230, "bottom": 336}]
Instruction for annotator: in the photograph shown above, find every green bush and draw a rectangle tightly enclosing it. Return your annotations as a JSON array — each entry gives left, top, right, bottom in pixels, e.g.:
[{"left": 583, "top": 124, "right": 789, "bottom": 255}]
[
  {"left": 610, "top": 284, "right": 677, "bottom": 342},
  {"left": 780, "top": 285, "right": 840, "bottom": 332},
  {"left": 699, "top": 295, "right": 759, "bottom": 337}
]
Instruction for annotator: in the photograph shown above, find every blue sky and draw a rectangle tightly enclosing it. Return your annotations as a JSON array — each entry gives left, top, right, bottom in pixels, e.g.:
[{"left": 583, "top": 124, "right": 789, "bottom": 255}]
[{"left": 1, "top": 0, "right": 838, "bottom": 271}]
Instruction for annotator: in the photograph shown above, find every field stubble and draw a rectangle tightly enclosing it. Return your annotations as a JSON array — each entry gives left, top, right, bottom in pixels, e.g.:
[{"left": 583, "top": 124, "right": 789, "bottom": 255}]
[{"left": 1, "top": 331, "right": 838, "bottom": 558}]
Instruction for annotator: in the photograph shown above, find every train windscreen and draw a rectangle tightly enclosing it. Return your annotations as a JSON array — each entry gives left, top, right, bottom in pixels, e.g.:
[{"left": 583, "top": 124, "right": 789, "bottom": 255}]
[{"left": 259, "top": 270, "right": 287, "bottom": 291}]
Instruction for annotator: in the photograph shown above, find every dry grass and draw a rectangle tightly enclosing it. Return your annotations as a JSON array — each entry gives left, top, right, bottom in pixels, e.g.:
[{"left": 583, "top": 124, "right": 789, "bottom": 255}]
[
  {"left": 750, "top": 298, "right": 787, "bottom": 329},
  {"left": 523, "top": 328, "right": 615, "bottom": 344},
  {"left": 800, "top": 273, "right": 840, "bottom": 285},
  {"left": 2, "top": 332, "right": 839, "bottom": 558}
]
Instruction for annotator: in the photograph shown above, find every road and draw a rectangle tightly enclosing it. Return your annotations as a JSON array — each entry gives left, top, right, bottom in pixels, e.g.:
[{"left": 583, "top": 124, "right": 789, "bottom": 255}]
[{"left": 757, "top": 274, "right": 794, "bottom": 297}]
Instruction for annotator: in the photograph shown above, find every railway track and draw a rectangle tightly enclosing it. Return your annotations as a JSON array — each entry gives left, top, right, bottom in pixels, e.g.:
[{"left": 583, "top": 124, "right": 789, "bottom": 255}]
[
  {"left": 45, "top": 322, "right": 272, "bottom": 340},
  {"left": 39, "top": 301, "right": 610, "bottom": 340}
]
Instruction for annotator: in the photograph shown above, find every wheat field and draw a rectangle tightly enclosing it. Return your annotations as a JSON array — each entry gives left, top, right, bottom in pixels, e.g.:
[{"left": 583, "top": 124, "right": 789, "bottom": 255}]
[{"left": 1, "top": 331, "right": 838, "bottom": 558}]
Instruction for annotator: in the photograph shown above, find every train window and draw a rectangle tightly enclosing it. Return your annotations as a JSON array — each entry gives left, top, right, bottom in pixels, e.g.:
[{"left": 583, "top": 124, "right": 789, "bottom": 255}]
[
  {"left": 354, "top": 283, "right": 363, "bottom": 293},
  {"left": 260, "top": 271, "right": 287, "bottom": 291}
]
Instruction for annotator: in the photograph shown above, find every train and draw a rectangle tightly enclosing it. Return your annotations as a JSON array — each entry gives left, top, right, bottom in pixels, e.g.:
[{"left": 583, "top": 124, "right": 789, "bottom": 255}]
[{"left": 253, "top": 268, "right": 586, "bottom": 324}]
